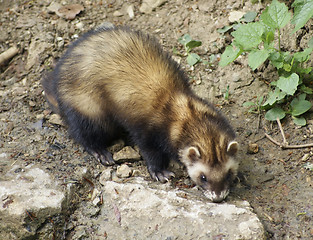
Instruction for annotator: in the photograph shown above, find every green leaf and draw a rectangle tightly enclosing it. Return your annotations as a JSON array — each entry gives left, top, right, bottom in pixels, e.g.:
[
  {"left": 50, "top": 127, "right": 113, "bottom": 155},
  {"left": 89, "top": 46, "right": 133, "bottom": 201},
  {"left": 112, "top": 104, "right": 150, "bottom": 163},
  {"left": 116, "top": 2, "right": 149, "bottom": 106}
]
[
  {"left": 219, "top": 45, "right": 242, "bottom": 67},
  {"left": 292, "top": 116, "right": 307, "bottom": 126},
  {"left": 290, "top": 96, "right": 312, "bottom": 116},
  {"left": 242, "top": 11, "right": 258, "bottom": 22},
  {"left": 232, "top": 23, "right": 242, "bottom": 30},
  {"left": 172, "top": 47, "right": 180, "bottom": 55},
  {"left": 258, "top": 96, "right": 264, "bottom": 105},
  {"left": 186, "top": 40, "right": 202, "bottom": 52},
  {"left": 231, "top": 22, "right": 264, "bottom": 49},
  {"left": 293, "top": 48, "right": 313, "bottom": 62},
  {"left": 299, "top": 93, "right": 307, "bottom": 100},
  {"left": 248, "top": 49, "right": 270, "bottom": 70},
  {"left": 283, "top": 63, "right": 292, "bottom": 72},
  {"left": 269, "top": 51, "right": 284, "bottom": 69},
  {"left": 187, "top": 53, "right": 201, "bottom": 66},
  {"left": 178, "top": 34, "right": 192, "bottom": 45},
  {"left": 265, "top": 107, "right": 286, "bottom": 121},
  {"left": 243, "top": 101, "right": 256, "bottom": 107},
  {"left": 300, "top": 85, "right": 313, "bottom": 94},
  {"left": 265, "top": 31, "right": 275, "bottom": 45},
  {"left": 291, "top": 0, "right": 313, "bottom": 33},
  {"left": 262, "top": 87, "right": 286, "bottom": 106},
  {"left": 217, "top": 25, "right": 233, "bottom": 33},
  {"left": 261, "top": 0, "right": 291, "bottom": 30},
  {"left": 277, "top": 73, "right": 299, "bottom": 95}
]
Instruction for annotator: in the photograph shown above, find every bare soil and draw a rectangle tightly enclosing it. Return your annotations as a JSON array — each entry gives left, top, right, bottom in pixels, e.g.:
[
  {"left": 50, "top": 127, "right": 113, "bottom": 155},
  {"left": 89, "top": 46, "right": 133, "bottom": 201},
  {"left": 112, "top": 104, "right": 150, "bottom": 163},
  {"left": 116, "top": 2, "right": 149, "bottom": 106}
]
[{"left": 1, "top": 0, "right": 313, "bottom": 239}]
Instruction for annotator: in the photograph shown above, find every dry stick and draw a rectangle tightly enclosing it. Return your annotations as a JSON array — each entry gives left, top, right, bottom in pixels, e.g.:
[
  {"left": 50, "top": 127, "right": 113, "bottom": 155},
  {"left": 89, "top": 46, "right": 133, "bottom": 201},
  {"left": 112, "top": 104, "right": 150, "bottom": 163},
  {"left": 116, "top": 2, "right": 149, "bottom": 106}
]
[
  {"left": 0, "top": 46, "right": 18, "bottom": 65},
  {"left": 276, "top": 117, "right": 287, "bottom": 145},
  {"left": 264, "top": 118, "right": 313, "bottom": 149}
]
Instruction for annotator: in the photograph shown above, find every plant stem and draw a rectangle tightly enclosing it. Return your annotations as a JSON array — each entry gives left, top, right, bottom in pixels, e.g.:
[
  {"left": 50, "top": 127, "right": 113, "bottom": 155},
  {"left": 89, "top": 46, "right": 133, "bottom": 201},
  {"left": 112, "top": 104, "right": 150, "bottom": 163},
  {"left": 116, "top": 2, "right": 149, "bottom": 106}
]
[{"left": 278, "top": 29, "right": 281, "bottom": 52}]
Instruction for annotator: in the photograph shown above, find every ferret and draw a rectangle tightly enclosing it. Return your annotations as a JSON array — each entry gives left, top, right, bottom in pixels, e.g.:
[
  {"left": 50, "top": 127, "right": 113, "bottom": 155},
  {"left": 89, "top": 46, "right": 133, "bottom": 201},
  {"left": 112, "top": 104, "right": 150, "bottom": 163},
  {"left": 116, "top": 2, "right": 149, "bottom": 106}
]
[{"left": 42, "top": 26, "right": 239, "bottom": 202}]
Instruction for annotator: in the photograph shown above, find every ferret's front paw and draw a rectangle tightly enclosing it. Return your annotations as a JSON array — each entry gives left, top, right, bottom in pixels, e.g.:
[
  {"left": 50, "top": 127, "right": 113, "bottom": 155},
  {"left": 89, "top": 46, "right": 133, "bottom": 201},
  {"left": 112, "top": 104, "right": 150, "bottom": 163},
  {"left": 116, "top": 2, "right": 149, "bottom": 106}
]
[
  {"left": 148, "top": 168, "right": 175, "bottom": 183},
  {"left": 90, "top": 150, "right": 115, "bottom": 166}
]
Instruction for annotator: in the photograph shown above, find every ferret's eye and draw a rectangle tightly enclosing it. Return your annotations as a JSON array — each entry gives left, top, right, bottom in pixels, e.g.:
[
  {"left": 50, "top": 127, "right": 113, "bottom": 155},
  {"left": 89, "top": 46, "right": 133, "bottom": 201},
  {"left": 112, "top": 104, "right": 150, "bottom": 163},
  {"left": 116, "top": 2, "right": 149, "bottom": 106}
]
[{"left": 200, "top": 174, "right": 207, "bottom": 182}]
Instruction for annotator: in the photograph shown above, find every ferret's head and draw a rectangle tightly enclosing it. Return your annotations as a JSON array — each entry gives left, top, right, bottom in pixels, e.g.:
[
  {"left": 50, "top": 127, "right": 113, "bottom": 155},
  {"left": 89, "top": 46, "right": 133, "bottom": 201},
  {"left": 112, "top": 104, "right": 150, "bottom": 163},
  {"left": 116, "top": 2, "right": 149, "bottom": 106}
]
[{"left": 180, "top": 140, "right": 239, "bottom": 203}]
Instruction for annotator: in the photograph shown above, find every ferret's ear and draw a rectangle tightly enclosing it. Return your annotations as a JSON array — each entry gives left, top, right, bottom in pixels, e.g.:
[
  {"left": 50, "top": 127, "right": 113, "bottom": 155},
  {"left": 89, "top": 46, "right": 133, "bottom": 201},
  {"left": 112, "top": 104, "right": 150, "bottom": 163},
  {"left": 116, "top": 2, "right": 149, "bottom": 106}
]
[
  {"left": 180, "top": 146, "right": 201, "bottom": 165},
  {"left": 227, "top": 141, "right": 239, "bottom": 155}
]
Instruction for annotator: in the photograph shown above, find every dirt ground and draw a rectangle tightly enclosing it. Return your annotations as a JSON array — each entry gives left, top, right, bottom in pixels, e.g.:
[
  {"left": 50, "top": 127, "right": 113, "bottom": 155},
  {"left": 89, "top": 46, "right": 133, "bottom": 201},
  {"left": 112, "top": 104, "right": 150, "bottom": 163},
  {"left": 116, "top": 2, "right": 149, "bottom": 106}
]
[{"left": 1, "top": 0, "right": 313, "bottom": 239}]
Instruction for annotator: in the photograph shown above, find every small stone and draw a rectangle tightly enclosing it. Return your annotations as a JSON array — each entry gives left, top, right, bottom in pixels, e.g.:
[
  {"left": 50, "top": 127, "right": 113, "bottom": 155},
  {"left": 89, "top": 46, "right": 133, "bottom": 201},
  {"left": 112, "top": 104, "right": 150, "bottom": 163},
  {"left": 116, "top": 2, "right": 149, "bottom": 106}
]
[
  {"left": 99, "top": 168, "right": 113, "bottom": 185},
  {"left": 48, "top": 114, "right": 64, "bottom": 126},
  {"left": 301, "top": 153, "right": 310, "bottom": 162},
  {"left": 247, "top": 143, "right": 259, "bottom": 154},
  {"left": 36, "top": 113, "right": 44, "bottom": 119},
  {"left": 75, "top": 22, "right": 84, "bottom": 30},
  {"left": 139, "top": 0, "right": 167, "bottom": 14},
  {"left": 91, "top": 188, "right": 100, "bottom": 201},
  {"left": 47, "top": 2, "right": 62, "bottom": 13},
  {"left": 113, "top": 10, "right": 124, "bottom": 17},
  {"left": 116, "top": 164, "right": 132, "bottom": 178},
  {"left": 113, "top": 146, "right": 141, "bottom": 163},
  {"left": 92, "top": 196, "right": 101, "bottom": 206},
  {"left": 132, "top": 169, "right": 142, "bottom": 177},
  {"left": 126, "top": 5, "right": 134, "bottom": 18},
  {"left": 29, "top": 100, "right": 35, "bottom": 107},
  {"left": 229, "top": 11, "right": 245, "bottom": 23}
]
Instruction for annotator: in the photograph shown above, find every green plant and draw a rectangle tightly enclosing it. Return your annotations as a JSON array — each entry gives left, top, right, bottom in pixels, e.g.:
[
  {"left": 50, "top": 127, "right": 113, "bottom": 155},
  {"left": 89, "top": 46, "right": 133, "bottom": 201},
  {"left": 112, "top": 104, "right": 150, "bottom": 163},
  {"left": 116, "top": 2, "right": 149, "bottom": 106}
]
[
  {"left": 243, "top": 96, "right": 264, "bottom": 114},
  {"left": 217, "top": 11, "right": 258, "bottom": 34},
  {"left": 219, "top": 0, "right": 313, "bottom": 125},
  {"left": 174, "top": 34, "right": 203, "bottom": 66}
]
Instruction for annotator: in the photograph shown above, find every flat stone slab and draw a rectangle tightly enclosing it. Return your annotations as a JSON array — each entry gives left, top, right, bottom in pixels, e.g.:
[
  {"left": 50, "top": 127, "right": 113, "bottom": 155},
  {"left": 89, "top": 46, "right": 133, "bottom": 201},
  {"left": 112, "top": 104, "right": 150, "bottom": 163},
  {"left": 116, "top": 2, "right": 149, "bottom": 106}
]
[
  {"left": 0, "top": 163, "right": 65, "bottom": 239},
  {"left": 89, "top": 178, "right": 266, "bottom": 239}
]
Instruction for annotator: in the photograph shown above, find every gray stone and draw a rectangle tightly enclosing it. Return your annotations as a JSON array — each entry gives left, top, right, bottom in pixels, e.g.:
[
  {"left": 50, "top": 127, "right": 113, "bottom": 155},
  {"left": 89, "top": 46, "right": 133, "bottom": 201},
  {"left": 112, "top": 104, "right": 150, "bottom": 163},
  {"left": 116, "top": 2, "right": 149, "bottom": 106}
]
[
  {"left": 139, "top": 0, "right": 167, "bottom": 14},
  {"left": 116, "top": 164, "right": 132, "bottom": 178},
  {"left": 96, "top": 179, "right": 265, "bottom": 239},
  {"left": 26, "top": 40, "right": 52, "bottom": 70},
  {"left": 113, "top": 146, "right": 141, "bottom": 162},
  {"left": 0, "top": 166, "right": 65, "bottom": 239},
  {"left": 99, "top": 167, "right": 113, "bottom": 184}
]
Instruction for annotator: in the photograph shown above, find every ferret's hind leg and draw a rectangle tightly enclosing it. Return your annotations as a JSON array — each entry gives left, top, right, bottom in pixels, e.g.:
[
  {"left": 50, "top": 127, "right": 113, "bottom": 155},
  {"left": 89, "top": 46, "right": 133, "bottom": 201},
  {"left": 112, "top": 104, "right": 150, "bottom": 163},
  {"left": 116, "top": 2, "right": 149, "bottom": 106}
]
[{"left": 60, "top": 105, "right": 121, "bottom": 165}]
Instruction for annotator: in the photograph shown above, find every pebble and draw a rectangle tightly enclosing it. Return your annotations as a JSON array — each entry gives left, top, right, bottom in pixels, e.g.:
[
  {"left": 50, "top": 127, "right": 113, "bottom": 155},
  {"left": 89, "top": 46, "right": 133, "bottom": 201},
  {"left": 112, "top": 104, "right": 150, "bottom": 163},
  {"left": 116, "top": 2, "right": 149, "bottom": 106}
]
[
  {"left": 247, "top": 143, "right": 259, "bottom": 154},
  {"left": 228, "top": 11, "right": 245, "bottom": 23},
  {"left": 113, "top": 146, "right": 141, "bottom": 163},
  {"left": 139, "top": 0, "right": 167, "bottom": 14},
  {"left": 48, "top": 114, "right": 64, "bottom": 125},
  {"left": 301, "top": 153, "right": 310, "bottom": 162},
  {"left": 116, "top": 164, "right": 132, "bottom": 178},
  {"left": 127, "top": 5, "right": 134, "bottom": 19},
  {"left": 99, "top": 168, "right": 113, "bottom": 185}
]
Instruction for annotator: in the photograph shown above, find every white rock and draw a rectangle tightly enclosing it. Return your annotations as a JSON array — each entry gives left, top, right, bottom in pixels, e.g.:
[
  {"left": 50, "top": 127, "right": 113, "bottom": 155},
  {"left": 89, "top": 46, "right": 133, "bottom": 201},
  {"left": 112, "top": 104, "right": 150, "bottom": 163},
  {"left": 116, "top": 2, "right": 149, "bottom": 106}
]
[
  {"left": 98, "top": 179, "right": 265, "bottom": 239},
  {"left": 99, "top": 168, "right": 113, "bottom": 184},
  {"left": 113, "top": 146, "right": 141, "bottom": 162},
  {"left": 139, "top": 0, "right": 167, "bottom": 14},
  {"left": 229, "top": 11, "right": 245, "bottom": 23},
  {"left": 126, "top": 5, "right": 134, "bottom": 19},
  {"left": 116, "top": 164, "right": 132, "bottom": 178},
  {"left": 0, "top": 167, "right": 65, "bottom": 239},
  {"left": 48, "top": 113, "right": 64, "bottom": 125}
]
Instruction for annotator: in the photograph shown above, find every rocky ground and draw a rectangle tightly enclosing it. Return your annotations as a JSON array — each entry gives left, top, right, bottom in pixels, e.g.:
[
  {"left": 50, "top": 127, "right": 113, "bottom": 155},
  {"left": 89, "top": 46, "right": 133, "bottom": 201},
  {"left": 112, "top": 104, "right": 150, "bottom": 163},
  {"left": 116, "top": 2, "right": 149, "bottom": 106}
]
[{"left": 0, "top": 0, "right": 313, "bottom": 239}]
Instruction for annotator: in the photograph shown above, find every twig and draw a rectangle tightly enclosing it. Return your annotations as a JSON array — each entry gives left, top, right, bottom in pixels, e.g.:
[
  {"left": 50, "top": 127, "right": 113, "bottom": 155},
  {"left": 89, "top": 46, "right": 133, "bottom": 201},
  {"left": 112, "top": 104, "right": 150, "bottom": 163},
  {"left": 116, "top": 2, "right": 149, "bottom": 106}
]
[
  {"left": 276, "top": 118, "right": 287, "bottom": 145},
  {"left": 0, "top": 46, "right": 18, "bottom": 65},
  {"left": 264, "top": 118, "right": 313, "bottom": 149}
]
